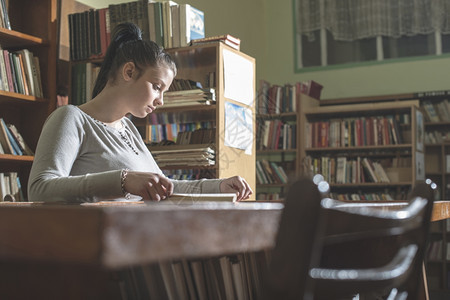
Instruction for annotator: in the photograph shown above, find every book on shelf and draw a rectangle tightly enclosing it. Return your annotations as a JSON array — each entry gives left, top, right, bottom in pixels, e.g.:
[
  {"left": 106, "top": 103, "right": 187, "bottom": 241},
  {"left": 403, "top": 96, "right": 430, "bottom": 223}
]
[
  {"left": 0, "top": 0, "right": 10, "bottom": 30},
  {"left": 190, "top": 34, "right": 240, "bottom": 51},
  {"left": 0, "top": 172, "right": 24, "bottom": 202},
  {"left": 179, "top": 4, "right": 205, "bottom": 47},
  {"left": 0, "top": 118, "right": 22, "bottom": 155},
  {"left": 146, "top": 121, "right": 214, "bottom": 145},
  {"left": 6, "top": 124, "right": 33, "bottom": 156},
  {"left": 306, "top": 115, "right": 405, "bottom": 148},
  {"left": 0, "top": 47, "right": 43, "bottom": 97}
]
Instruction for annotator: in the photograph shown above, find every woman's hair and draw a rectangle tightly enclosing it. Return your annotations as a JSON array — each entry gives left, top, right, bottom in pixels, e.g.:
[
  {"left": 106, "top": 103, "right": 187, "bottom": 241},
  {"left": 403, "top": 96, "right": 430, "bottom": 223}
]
[{"left": 91, "top": 22, "right": 177, "bottom": 98}]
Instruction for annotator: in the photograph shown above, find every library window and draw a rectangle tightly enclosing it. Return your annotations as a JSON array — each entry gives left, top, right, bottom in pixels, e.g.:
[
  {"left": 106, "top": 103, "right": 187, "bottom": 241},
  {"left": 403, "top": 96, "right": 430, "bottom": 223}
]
[{"left": 294, "top": 0, "right": 450, "bottom": 69}]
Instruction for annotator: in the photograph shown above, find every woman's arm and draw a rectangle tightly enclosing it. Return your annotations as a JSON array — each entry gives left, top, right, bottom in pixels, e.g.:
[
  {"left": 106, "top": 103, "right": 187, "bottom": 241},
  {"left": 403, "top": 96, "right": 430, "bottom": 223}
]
[{"left": 28, "top": 106, "right": 123, "bottom": 202}]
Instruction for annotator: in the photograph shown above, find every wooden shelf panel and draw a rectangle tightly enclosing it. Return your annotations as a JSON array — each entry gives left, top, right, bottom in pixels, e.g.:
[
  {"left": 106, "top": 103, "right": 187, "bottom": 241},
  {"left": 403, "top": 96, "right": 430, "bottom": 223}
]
[
  {"left": 0, "top": 27, "right": 46, "bottom": 48},
  {"left": 148, "top": 144, "right": 215, "bottom": 152},
  {"left": 304, "top": 100, "right": 419, "bottom": 116},
  {"left": 330, "top": 182, "right": 412, "bottom": 187},
  {"left": 0, "top": 154, "right": 33, "bottom": 163},
  {"left": 0, "top": 90, "right": 47, "bottom": 105},
  {"left": 155, "top": 104, "right": 216, "bottom": 113},
  {"left": 256, "top": 149, "right": 297, "bottom": 154},
  {"left": 256, "top": 183, "right": 289, "bottom": 188},
  {"left": 305, "top": 144, "right": 413, "bottom": 152},
  {"left": 257, "top": 112, "right": 297, "bottom": 118}
]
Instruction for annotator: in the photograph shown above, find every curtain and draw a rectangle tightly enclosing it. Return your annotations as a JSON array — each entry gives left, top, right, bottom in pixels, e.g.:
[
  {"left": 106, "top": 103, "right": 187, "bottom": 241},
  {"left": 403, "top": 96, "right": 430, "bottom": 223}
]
[{"left": 296, "top": 0, "right": 450, "bottom": 41}]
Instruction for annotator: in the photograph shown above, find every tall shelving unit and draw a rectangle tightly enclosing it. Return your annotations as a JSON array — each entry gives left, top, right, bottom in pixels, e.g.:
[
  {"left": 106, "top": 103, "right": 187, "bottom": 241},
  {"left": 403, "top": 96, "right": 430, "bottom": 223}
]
[
  {"left": 0, "top": 0, "right": 57, "bottom": 200},
  {"left": 135, "top": 42, "right": 256, "bottom": 196},
  {"left": 300, "top": 100, "right": 423, "bottom": 201},
  {"left": 255, "top": 89, "right": 319, "bottom": 200},
  {"left": 318, "top": 91, "right": 450, "bottom": 296}
]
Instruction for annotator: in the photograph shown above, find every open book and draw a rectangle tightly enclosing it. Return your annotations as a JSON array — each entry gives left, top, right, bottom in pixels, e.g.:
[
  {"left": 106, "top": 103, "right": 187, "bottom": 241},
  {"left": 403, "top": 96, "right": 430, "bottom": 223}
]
[{"left": 168, "top": 193, "right": 237, "bottom": 203}]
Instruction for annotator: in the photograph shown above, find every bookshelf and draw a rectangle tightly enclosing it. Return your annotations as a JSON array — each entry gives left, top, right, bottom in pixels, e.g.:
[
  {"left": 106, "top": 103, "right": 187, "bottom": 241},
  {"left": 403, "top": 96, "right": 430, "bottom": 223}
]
[
  {"left": 301, "top": 100, "right": 423, "bottom": 201},
  {"left": 255, "top": 81, "right": 319, "bottom": 200},
  {"left": 133, "top": 42, "right": 257, "bottom": 197},
  {"left": 0, "top": 0, "right": 57, "bottom": 200}
]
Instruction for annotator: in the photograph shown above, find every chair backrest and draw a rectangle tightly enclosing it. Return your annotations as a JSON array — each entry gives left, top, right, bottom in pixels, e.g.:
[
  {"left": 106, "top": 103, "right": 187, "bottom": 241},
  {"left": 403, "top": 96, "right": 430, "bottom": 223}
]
[{"left": 262, "top": 179, "right": 434, "bottom": 300}]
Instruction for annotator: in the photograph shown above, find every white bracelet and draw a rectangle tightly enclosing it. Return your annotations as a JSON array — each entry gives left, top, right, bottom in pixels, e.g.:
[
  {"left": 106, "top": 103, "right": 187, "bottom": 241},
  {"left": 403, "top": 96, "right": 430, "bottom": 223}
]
[{"left": 121, "top": 169, "right": 131, "bottom": 200}]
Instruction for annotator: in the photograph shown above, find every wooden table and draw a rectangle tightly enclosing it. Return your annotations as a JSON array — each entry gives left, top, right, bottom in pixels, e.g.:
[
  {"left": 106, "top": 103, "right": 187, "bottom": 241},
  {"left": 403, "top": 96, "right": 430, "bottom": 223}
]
[{"left": 0, "top": 200, "right": 448, "bottom": 299}]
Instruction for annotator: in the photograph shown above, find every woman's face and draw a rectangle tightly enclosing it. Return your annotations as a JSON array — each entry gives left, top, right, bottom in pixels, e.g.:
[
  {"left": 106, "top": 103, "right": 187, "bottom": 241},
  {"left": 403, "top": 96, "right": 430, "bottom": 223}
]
[{"left": 127, "top": 64, "right": 174, "bottom": 118}]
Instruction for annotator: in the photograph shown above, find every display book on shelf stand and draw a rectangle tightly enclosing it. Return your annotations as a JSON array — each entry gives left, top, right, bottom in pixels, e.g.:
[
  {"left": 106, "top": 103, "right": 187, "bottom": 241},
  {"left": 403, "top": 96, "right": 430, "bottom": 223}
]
[
  {"left": 0, "top": 0, "right": 57, "bottom": 201},
  {"left": 300, "top": 99, "right": 423, "bottom": 201},
  {"left": 255, "top": 80, "right": 320, "bottom": 200}
]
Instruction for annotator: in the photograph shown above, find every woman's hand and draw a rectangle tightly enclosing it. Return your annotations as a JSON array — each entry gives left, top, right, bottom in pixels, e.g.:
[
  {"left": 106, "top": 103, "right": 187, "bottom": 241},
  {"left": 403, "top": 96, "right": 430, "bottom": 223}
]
[
  {"left": 220, "top": 176, "right": 253, "bottom": 201},
  {"left": 124, "top": 171, "right": 173, "bottom": 201}
]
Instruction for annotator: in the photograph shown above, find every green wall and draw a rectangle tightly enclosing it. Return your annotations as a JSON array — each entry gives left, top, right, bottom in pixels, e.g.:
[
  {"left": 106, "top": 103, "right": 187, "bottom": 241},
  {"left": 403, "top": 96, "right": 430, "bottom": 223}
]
[
  {"left": 262, "top": 0, "right": 450, "bottom": 100},
  {"left": 79, "top": 0, "right": 449, "bottom": 100}
]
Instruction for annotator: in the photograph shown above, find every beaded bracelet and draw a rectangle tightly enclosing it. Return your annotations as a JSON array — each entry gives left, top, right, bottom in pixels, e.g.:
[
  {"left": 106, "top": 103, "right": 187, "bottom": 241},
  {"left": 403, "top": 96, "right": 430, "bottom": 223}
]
[{"left": 121, "top": 169, "right": 131, "bottom": 200}]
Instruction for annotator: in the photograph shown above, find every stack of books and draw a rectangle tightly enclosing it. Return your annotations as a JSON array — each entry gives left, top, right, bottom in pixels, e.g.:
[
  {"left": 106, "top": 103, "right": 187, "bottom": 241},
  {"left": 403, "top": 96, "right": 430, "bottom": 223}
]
[
  {"left": 164, "top": 88, "right": 216, "bottom": 107},
  {"left": 151, "top": 146, "right": 215, "bottom": 167},
  {"left": 190, "top": 34, "right": 241, "bottom": 51}
]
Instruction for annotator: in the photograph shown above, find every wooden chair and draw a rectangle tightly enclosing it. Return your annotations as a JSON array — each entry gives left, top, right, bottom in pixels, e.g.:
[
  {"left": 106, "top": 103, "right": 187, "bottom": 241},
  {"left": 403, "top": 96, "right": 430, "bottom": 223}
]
[{"left": 262, "top": 178, "right": 434, "bottom": 300}]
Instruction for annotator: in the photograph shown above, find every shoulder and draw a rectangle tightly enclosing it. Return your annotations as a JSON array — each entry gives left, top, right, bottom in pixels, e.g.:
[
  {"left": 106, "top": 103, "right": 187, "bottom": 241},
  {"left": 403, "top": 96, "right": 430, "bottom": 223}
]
[{"left": 43, "top": 105, "right": 87, "bottom": 131}]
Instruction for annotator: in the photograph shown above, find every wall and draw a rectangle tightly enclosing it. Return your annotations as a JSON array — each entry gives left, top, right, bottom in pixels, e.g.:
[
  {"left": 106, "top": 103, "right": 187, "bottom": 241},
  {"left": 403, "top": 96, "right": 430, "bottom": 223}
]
[{"left": 262, "top": 0, "right": 450, "bottom": 100}]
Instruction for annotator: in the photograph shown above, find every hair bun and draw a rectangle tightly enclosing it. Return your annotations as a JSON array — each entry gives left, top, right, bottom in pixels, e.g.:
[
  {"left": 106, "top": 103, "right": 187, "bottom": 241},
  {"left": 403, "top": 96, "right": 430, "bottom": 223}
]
[{"left": 112, "top": 22, "right": 143, "bottom": 45}]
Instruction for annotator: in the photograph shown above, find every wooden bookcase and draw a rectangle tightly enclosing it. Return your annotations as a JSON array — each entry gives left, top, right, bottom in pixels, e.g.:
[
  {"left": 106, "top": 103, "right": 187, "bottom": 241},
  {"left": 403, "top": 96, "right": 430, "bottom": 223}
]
[
  {"left": 0, "top": 0, "right": 57, "bottom": 200},
  {"left": 255, "top": 90, "right": 319, "bottom": 200},
  {"left": 300, "top": 100, "right": 423, "bottom": 201},
  {"left": 319, "top": 91, "right": 450, "bottom": 296},
  {"left": 134, "top": 42, "right": 256, "bottom": 197}
]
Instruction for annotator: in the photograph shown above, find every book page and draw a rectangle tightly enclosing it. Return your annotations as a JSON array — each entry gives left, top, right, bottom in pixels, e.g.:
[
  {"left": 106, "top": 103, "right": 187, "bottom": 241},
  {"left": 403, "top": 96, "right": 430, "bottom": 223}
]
[{"left": 168, "top": 193, "right": 237, "bottom": 203}]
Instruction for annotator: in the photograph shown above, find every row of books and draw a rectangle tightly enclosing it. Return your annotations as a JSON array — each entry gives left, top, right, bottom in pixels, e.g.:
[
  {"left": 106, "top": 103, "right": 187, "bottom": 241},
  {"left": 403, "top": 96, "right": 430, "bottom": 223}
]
[
  {"left": 164, "top": 88, "right": 216, "bottom": 108},
  {"left": 424, "top": 130, "right": 450, "bottom": 144},
  {"left": 256, "top": 159, "right": 290, "bottom": 185},
  {"left": 329, "top": 192, "right": 395, "bottom": 201},
  {"left": 257, "top": 119, "right": 297, "bottom": 150},
  {"left": 257, "top": 81, "right": 299, "bottom": 114},
  {"left": 0, "top": 172, "right": 23, "bottom": 202},
  {"left": 0, "top": 0, "right": 10, "bottom": 30},
  {"left": 69, "top": 1, "right": 205, "bottom": 61},
  {"left": 422, "top": 99, "right": 450, "bottom": 123},
  {"left": 256, "top": 192, "right": 282, "bottom": 201},
  {"left": 146, "top": 121, "right": 214, "bottom": 144},
  {"left": 151, "top": 146, "right": 215, "bottom": 167},
  {"left": 0, "top": 118, "right": 33, "bottom": 156},
  {"left": 305, "top": 115, "right": 405, "bottom": 148},
  {"left": 117, "top": 251, "right": 269, "bottom": 300},
  {"left": 168, "top": 78, "right": 205, "bottom": 91},
  {"left": 257, "top": 80, "right": 323, "bottom": 114},
  {"left": 0, "top": 47, "right": 43, "bottom": 98},
  {"left": 176, "top": 129, "right": 215, "bottom": 145},
  {"left": 70, "top": 62, "right": 100, "bottom": 105},
  {"left": 305, "top": 156, "right": 393, "bottom": 184}
]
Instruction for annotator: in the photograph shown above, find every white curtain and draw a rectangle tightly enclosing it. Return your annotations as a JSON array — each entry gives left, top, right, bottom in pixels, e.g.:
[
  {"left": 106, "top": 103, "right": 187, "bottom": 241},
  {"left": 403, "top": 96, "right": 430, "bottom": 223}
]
[{"left": 297, "top": 0, "right": 450, "bottom": 41}]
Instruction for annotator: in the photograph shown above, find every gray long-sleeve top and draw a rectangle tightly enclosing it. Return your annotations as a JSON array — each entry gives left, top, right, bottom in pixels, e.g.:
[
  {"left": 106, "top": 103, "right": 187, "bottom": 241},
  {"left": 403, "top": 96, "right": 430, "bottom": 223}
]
[{"left": 28, "top": 105, "right": 222, "bottom": 202}]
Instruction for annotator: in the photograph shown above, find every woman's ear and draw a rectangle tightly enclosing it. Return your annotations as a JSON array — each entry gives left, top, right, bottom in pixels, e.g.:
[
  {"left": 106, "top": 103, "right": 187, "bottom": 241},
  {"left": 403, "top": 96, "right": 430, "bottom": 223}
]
[{"left": 122, "top": 62, "right": 136, "bottom": 81}]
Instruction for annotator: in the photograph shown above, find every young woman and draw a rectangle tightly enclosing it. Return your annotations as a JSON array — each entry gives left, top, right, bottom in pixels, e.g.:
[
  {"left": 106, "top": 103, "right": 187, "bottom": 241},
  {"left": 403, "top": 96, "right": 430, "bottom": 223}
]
[{"left": 28, "top": 23, "right": 252, "bottom": 202}]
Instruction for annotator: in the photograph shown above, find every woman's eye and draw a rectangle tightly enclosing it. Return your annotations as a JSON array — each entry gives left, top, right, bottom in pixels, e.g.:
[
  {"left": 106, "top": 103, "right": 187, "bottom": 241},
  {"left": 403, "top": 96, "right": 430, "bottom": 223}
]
[{"left": 153, "top": 84, "right": 161, "bottom": 91}]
